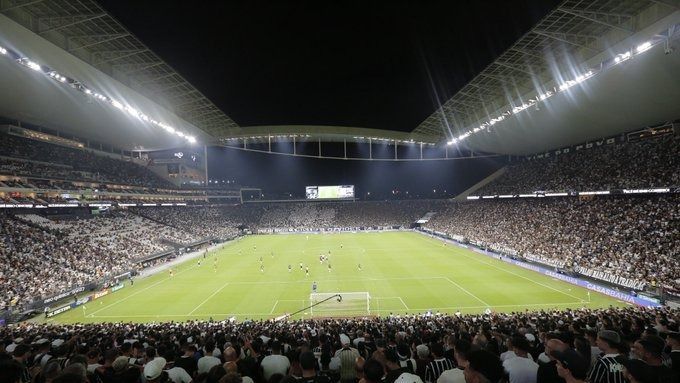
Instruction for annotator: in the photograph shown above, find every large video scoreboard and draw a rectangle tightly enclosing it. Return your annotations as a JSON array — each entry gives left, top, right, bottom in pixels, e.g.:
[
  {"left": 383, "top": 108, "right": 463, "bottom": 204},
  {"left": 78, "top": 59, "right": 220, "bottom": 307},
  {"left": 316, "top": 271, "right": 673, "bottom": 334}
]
[{"left": 305, "top": 185, "right": 355, "bottom": 199}]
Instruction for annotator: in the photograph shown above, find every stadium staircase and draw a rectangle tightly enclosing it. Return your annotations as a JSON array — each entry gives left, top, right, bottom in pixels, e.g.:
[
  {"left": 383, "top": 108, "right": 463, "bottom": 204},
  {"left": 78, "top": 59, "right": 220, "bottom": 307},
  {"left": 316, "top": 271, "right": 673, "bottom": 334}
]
[{"left": 453, "top": 166, "right": 506, "bottom": 200}]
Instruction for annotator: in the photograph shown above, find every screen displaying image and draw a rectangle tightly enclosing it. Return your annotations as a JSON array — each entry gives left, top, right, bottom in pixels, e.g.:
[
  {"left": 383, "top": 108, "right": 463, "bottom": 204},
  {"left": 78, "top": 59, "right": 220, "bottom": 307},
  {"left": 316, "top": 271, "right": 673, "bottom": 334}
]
[{"left": 305, "top": 185, "right": 354, "bottom": 199}]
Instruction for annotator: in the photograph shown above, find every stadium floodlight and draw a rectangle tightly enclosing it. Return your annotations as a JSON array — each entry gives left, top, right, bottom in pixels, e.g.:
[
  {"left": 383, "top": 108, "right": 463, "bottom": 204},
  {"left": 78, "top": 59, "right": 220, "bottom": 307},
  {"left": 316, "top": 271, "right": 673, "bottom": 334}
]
[
  {"left": 3, "top": 42, "right": 199, "bottom": 144},
  {"left": 18, "top": 58, "right": 42, "bottom": 71},
  {"left": 636, "top": 41, "right": 652, "bottom": 53},
  {"left": 615, "top": 51, "right": 631, "bottom": 64}
]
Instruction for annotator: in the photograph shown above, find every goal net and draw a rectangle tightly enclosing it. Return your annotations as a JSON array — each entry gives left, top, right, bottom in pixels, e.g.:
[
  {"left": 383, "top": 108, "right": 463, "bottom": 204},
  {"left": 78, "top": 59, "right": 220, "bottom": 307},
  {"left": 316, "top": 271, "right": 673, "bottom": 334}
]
[{"left": 309, "top": 292, "right": 371, "bottom": 317}]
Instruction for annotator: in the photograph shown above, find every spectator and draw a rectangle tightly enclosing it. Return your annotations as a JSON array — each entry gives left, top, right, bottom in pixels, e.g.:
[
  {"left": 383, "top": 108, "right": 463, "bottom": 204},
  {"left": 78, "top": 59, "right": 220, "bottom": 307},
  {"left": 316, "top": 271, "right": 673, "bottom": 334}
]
[
  {"left": 502, "top": 335, "right": 538, "bottom": 383},
  {"left": 424, "top": 343, "right": 454, "bottom": 383},
  {"left": 552, "top": 349, "right": 589, "bottom": 383},
  {"left": 462, "top": 350, "right": 505, "bottom": 383},
  {"left": 260, "top": 341, "right": 290, "bottom": 380},
  {"left": 589, "top": 330, "right": 626, "bottom": 383}
]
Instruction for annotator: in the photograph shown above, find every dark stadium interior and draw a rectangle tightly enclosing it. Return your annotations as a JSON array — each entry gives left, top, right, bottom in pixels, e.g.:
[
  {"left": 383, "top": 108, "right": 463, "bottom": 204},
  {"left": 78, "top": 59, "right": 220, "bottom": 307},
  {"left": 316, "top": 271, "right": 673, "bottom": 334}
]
[{"left": 0, "top": 1, "right": 679, "bottom": 383}]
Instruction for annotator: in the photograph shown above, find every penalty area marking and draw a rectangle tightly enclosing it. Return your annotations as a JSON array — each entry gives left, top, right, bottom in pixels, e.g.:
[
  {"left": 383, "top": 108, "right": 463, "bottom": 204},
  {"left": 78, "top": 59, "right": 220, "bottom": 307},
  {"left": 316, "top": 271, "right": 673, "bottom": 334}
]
[{"left": 373, "top": 296, "right": 410, "bottom": 310}]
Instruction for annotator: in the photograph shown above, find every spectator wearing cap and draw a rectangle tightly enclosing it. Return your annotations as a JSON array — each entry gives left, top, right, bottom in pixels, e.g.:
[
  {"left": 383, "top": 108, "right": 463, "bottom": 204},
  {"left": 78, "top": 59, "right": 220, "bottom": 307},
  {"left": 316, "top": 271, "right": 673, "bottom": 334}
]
[
  {"left": 335, "top": 334, "right": 360, "bottom": 383},
  {"left": 589, "top": 330, "right": 626, "bottom": 383},
  {"left": 414, "top": 343, "right": 431, "bottom": 380},
  {"left": 667, "top": 332, "right": 680, "bottom": 374},
  {"left": 502, "top": 335, "right": 538, "bottom": 383},
  {"left": 537, "top": 338, "right": 568, "bottom": 383},
  {"left": 436, "top": 339, "right": 471, "bottom": 383},
  {"left": 198, "top": 341, "right": 222, "bottom": 375},
  {"left": 396, "top": 343, "right": 416, "bottom": 374},
  {"left": 299, "top": 351, "right": 329, "bottom": 383},
  {"left": 633, "top": 336, "right": 678, "bottom": 383},
  {"left": 463, "top": 350, "right": 505, "bottom": 383},
  {"left": 424, "top": 343, "right": 454, "bottom": 383},
  {"left": 384, "top": 348, "right": 410, "bottom": 383},
  {"left": 552, "top": 349, "right": 589, "bottom": 383},
  {"left": 260, "top": 341, "right": 290, "bottom": 380},
  {"left": 11, "top": 344, "right": 31, "bottom": 383},
  {"left": 144, "top": 357, "right": 167, "bottom": 383},
  {"left": 33, "top": 338, "right": 52, "bottom": 368}
]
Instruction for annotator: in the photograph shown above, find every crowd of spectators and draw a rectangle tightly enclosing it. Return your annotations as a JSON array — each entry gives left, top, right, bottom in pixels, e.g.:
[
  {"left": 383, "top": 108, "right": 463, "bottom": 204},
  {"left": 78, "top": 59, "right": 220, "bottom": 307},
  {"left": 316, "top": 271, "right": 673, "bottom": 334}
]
[
  {"left": 477, "top": 135, "right": 679, "bottom": 195},
  {"left": 425, "top": 195, "right": 679, "bottom": 294},
  {"left": 132, "top": 207, "right": 245, "bottom": 241},
  {"left": 256, "top": 201, "right": 439, "bottom": 231},
  {"left": 0, "top": 211, "right": 203, "bottom": 310},
  {"left": 1, "top": 306, "right": 679, "bottom": 383},
  {"left": 0, "top": 133, "right": 174, "bottom": 188}
]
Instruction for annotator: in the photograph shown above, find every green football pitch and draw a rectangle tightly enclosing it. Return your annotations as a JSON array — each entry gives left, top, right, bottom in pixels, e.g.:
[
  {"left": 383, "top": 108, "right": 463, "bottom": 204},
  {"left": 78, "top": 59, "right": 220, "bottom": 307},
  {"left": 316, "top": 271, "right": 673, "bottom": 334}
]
[{"left": 42, "top": 231, "right": 626, "bottom": 323}]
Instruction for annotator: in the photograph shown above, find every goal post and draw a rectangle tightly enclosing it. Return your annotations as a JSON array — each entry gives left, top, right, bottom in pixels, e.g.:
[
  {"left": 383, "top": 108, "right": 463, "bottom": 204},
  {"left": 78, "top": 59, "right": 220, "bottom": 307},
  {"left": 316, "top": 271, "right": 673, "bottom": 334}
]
[{"left": 309, "top": 292, "right": 371, "bottom": 317}]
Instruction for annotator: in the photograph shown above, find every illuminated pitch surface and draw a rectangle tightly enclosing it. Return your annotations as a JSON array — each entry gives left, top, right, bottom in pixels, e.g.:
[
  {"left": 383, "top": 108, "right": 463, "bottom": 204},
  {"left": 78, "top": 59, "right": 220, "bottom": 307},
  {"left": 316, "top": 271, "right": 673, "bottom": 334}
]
[{"left": 45, "top": 232, "right": 625, "bottom": 323}]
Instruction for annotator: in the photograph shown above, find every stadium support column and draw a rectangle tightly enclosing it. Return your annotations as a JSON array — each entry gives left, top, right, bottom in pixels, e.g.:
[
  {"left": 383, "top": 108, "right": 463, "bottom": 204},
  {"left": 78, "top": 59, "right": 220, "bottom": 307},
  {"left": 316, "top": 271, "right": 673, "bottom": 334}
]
[
  {"left": 203, "top": 145, "right": 208, "bottom": 186},
  {"left": 420, "top": 143, "right": 423, "bottom": 160},
  {"left": 344, "top": 139, "right": 347, "bottom": 159},
  {"left": 369, "top": 138, "right": 372, "bottom": 159},
  {"left": 394, "top": 140, "right": 397, "bottom": 160}
]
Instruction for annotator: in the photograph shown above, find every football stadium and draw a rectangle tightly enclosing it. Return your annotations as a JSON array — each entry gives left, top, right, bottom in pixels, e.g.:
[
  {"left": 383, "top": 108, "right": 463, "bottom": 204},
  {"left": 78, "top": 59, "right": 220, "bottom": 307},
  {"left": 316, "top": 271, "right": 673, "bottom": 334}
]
[{"left": 0, "top": 1, "right": 679, "bottom": 383}]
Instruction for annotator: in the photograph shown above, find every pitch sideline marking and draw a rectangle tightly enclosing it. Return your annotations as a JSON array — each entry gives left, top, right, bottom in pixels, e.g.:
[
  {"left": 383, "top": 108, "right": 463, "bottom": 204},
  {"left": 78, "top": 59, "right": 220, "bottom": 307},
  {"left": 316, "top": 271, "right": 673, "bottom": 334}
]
[
  {"left": 415, "top": 234, "right": 586, "bottom": 303},
  {"left": 442, "top": 276, "right": 491, "bottom": 307},
  {"left": 88, "top": 264, "right": 198, "bottom": 317},
  {"left": 188, "top": 281, "right": 230, "bottom": 315}
]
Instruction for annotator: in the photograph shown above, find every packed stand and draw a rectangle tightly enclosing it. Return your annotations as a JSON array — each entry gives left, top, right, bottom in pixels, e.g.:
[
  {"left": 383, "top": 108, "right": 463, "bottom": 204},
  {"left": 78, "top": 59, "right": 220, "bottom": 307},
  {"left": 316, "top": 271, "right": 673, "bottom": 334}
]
[
  {"left": 426, "top": 195, "right": 679, "bottom": 294},
  {"left": 132, "top": 206, "right": 246, "bottom": 240},
  {"left": 256, "top": 201, "right": 441, "bottom": 230},
  {"left": 0, "top": 211, "right": 200, "bottom": 310},
  {"left": 1, "top": 306, "right": 679, "bottom": 383},
  {"left": 0, "top": 133, "right": 175, "bottom": 188},
  {"left": 477, "top": 135, "right": 679, "bottom": 195}
]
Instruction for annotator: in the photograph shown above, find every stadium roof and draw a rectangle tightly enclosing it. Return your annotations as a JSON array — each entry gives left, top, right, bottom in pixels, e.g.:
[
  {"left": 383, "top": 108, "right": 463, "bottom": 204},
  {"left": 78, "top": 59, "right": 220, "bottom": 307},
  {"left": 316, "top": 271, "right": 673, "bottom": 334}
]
[
  {"left": 0, "top": 0, "right": 238, "bottom": 138},
  {"left": 414, "top": 0, "right": 680, "bottom": 154},
  {"left": 0, "top": 0, "right": 678, "bottom": 154}
]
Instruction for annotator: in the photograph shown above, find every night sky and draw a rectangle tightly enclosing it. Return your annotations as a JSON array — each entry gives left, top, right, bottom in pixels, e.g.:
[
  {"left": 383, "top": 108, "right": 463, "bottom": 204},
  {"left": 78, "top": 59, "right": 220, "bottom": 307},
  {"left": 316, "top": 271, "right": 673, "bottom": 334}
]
[
  {"left": 99, "top": 0, "right": 560, "bottom": 131},
  {"left": 98, "top": 0, "right": 560, "bottom": 196}
]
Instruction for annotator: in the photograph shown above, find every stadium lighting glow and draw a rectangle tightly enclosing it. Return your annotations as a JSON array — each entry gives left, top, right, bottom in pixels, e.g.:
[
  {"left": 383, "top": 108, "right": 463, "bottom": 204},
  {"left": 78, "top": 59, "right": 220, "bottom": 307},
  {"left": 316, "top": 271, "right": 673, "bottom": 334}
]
[
  {"left": 18, "top": 58, "right": 42, "bottom": 71},
  {"left": 636, "top": 41, "right": 652, "bottom": 53},
  {"left": 0, "top": 42, "right": 199, "bottom": 144},
  {"left": 447, "top": 33, "right": 662, "bottom": 145}
]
